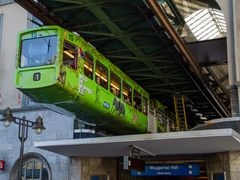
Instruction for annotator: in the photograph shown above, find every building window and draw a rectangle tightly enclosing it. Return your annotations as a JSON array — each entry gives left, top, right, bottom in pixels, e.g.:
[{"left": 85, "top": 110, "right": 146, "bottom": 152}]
[
  {"left": 10, "top": 153, "right": 51, "bottom": 180},
  {"left": 110, "top": 72, "right": 121, "bottom": 97},
  {"left": 185, "top": 8, "right": 227, "bottom": 41},
  {"left": 27, "top": 14, "right": 43, "bottom": 28},
  {"left": 63, "top": 41, "right": 78, "bottom": 69},
  {"left": 123, "top": 81, "right": 132, "bottom": 105},
  {"left": 95, "top": 61, "right": 108, "bottom": 89},
  {"left": 22, "top": 159, "right": 49, "bottom": 179}
]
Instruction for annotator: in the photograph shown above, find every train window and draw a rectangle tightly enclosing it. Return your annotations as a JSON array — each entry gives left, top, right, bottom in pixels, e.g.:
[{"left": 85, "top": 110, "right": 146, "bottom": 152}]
[
  {"left": 133, "top": 90, "right": 142, "bottom": 112},
  {"left": 84, "top": 55, "right": 93, "bottom": 80},
  {"left": 110, "top": 72, "right": 121, "bottom": 98},
  {"left": 143, "top": 97, "right": 148, "bottom": 115},
  {"left": 123, "top": 81, "right": 132, "bottom": 105},
  {"left": 95, "top": 61, "right": 108, "bottom": 89},
  {"left": 63, "top": 41, "right": 77, "bottom": 69},
  {"left": 84, "top": 51, "right": 94, "bottom": 61}
]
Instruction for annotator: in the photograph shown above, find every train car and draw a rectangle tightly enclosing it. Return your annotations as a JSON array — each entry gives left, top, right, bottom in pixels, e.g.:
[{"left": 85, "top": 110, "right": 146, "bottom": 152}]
[{"left": 15, "top": 26, "right": 150, "bottom": 134}]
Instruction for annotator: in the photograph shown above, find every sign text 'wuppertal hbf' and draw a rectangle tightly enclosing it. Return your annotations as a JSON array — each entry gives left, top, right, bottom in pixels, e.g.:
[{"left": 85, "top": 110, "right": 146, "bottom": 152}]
[{"left": 131, "top": 164, "right": 200, "bottom": 176}]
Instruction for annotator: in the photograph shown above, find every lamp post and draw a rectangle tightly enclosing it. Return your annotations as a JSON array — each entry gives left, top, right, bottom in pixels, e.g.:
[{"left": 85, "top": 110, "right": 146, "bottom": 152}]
[{"left": 0, "top": 107, "right": 45, "bottom": 180}]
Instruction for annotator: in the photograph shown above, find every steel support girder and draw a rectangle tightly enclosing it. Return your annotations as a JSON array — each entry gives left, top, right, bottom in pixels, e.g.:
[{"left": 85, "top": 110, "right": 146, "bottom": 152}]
[
  {"left": 146, "top": 0, "right": 230, "bottom": 117},
  {"left": 14, "top": 0, "right": 65, "bottom": 26},
  {"left": 84, "top": 2, "right": 182, "bottom": 92}
]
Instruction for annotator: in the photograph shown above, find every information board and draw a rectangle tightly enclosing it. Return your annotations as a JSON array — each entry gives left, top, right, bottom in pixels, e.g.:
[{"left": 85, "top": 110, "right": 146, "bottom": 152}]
[{"left": 131, "top": 164, "right": 200, "bottom": 176}]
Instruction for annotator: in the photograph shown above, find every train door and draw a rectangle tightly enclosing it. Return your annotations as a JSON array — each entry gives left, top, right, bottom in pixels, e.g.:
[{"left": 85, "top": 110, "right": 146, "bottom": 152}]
[{"left": 60, "top": 41, "right": 79, "bottom": 92}]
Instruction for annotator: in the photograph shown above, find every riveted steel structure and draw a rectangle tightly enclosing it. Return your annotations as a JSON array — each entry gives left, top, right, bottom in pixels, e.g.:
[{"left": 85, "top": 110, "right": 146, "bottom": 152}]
[{"left": 14, "top": 0, "right": 230, "bottom": 127}]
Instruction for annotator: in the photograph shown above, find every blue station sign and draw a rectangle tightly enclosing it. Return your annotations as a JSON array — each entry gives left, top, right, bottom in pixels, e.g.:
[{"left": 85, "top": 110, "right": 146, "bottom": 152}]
[{"left": 131, "top": 164, "right": 200, "bottom": 176}]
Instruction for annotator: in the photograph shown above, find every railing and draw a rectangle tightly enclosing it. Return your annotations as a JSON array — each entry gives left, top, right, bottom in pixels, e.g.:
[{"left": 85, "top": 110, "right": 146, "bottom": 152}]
[
  {"left": 149, "top": 105, "right": 177, "bottom": 132},
  {"left": 201, "top": 66, "right": 230, "bottom": 116}
]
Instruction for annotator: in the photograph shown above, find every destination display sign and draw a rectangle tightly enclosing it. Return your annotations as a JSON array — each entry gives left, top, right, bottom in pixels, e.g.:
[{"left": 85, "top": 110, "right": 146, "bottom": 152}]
[{"left": 131, "top": 164, "right": 200, "bottom": 176}]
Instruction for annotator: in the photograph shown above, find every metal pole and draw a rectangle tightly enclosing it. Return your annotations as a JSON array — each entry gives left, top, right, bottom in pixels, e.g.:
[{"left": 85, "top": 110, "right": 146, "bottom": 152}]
[{"left": 18, "top": 118, "right": 27, "bottom": 180}]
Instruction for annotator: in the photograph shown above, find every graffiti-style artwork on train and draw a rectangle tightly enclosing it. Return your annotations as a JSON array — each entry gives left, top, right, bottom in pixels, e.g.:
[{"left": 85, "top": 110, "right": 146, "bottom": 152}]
[{"left": 112, "top": 97, "right": 125, "bottom": 116}]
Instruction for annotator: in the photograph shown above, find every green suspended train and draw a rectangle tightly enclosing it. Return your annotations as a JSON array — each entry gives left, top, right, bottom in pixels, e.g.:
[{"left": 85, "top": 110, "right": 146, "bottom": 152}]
[{"left": 15, "top": 25, "right": 165, "bottom": 134}]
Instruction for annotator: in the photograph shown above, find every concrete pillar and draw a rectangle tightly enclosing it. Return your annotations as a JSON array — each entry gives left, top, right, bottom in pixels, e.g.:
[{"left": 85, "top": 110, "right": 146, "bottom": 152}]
[
  {"left": 229, "top": 151, "right": 240, "bottom": 180},
  {"left": 216, "top": 0, "right": 240, "bottom": 116},
  {"left": 207, "top": 151, "right": 240, "bottom": 180},
  {"left": 148, "top": 113, "right": 158, "bottom": 133},
  {"left": 207, "top": 152, "right": 230, "bottom": 180},
  {"left": 70, "top": 157, "right": 117, "bottom": 180},
  {"left": 70, "top": 157, "right": 82, "bottom": 180}
]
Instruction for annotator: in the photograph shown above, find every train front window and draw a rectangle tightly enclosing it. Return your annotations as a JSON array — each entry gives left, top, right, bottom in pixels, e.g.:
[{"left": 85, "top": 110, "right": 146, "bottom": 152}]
[{"left": 20, "top": 35, "right": 57, "bottom": 68}]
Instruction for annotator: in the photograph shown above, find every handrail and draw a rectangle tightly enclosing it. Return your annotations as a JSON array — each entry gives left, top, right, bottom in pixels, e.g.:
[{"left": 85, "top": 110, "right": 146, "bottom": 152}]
[
  {"left": 149, "top": 104, "right": 177, "bottom": 132},
  {"left": 201, "top": 66, "right": 230, "bottom": 115},
  {"left": 204, "top": 66, "right": 229, "bottom": 98}
]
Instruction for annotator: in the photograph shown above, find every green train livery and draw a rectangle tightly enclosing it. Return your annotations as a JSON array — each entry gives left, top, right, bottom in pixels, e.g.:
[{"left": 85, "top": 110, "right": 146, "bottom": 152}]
[{"left": 16, "top": 25, "right": 154, "bottom": 134}]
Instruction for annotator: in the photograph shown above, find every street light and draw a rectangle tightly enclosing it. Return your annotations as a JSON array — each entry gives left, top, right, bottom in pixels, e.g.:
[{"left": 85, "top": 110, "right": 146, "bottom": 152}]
[{"left": 0, "top": 107, "right": 46, "bottom": 180}]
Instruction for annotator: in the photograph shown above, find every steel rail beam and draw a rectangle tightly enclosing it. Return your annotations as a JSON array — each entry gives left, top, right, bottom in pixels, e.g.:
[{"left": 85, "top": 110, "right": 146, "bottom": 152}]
[{"left": 14, "top": 0, "right": 66, "bottom": 27}]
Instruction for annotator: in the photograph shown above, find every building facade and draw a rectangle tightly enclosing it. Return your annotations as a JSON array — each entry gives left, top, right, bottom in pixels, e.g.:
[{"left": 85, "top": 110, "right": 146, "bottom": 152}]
[{"left": 0, "top": 2, "right": 73, "bottom": 179}]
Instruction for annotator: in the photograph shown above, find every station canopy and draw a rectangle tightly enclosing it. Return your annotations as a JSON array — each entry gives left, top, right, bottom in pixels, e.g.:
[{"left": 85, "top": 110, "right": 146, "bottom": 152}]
[{"left": 35, "top": 129, "right": 240, "bottom": 157}]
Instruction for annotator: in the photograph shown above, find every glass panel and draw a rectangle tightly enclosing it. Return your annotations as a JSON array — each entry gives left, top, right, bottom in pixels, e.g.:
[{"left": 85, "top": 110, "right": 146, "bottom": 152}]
[
  {"left": 84, "top": 53, "right": 93, "bottom": 79},
  {"left": 20, "top": 36, "right": 57, "bottom": 68},
  {"left": 95, "top": 61, "right": 108, "bottom": 89},
  {"left": 42, "top": 164, "right": 49, "bottom": 180},
  {"left": 22, "top": 164, "right": 26, "bottom": 180},
  {"left": 143, "top": 97, "right": 148, "bottom": 116},
  {"left": 33, "top": 160, "right": 41, "bottom": 179},
  {"left": 133, "top": 90, "right": 142, "bottom": 112},
  {"left": 63, "top": 41, "right": 77, "bottom": 69},
  {"left": 26, "top": 161, "right": 34, "bottom": 179},
  {"left": 110, "top": 72, "right": 121, "bottom": 97},
  {"left": 123, "top": 81, "right": 132, "bottom": 105},
  {"left": 27, "top": 14, "right": 43, "bottom": 28}
]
